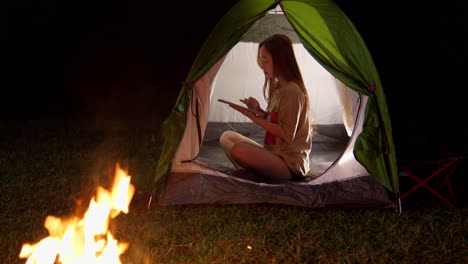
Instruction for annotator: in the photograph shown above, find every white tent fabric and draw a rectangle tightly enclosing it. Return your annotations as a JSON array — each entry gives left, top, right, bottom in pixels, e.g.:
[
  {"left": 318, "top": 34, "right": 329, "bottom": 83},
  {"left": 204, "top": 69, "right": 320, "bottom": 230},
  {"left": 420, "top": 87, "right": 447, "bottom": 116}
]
[
  {"left": 311, "top": 96, "right": 369, "bottom": 185},
  {"left": 170, "top": 58, "right": 226, "bottom": 165},
  {"left": 208, "top": 42, "right": 344, "bottom": 126}
]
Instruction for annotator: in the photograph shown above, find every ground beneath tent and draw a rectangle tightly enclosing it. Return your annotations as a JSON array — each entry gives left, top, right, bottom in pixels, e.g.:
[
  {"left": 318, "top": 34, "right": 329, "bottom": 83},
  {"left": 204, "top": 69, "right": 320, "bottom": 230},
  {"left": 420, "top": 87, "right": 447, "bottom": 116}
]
[{"left": 196, "top": 122, "right": 349, "bottom": 180}]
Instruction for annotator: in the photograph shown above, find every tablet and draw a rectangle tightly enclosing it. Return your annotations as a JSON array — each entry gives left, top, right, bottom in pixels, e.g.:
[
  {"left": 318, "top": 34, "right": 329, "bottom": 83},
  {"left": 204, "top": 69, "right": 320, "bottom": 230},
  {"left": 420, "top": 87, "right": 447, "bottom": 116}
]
[{"left": 217, "top": 99, "right": 263, "bottom": 116}]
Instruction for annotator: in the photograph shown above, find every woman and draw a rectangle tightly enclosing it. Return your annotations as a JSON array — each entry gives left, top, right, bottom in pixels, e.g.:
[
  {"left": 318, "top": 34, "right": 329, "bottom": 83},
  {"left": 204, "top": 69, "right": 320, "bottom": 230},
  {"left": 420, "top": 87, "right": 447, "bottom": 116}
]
[{"left": 219, "top": 34, "right": 313, "bottom": 181}]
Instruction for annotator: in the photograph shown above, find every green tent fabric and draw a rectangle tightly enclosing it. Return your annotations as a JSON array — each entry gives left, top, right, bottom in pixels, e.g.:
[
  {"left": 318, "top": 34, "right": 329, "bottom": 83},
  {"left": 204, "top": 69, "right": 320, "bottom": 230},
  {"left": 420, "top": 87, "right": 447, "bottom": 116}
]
[
  {"left": 154, "top": 0, "right": 398, "bottom": 196},
  {"left": 242, "top": 13, "right": 301, "bottom": 43}
]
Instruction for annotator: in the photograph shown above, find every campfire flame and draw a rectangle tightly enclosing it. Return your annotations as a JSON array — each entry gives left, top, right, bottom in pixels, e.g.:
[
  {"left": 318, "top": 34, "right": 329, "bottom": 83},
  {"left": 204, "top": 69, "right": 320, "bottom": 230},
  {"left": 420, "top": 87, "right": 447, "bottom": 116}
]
[{"left": 19, "top": 164, "right": 135, "bottom": 264}]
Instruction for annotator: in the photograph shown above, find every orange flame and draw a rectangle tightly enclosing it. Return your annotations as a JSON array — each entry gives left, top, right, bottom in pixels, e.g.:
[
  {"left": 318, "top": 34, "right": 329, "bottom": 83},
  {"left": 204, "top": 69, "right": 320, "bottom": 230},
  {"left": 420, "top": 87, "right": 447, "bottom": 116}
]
[{"left": 19, "top": 164, "right": 135, "bottom": 264}]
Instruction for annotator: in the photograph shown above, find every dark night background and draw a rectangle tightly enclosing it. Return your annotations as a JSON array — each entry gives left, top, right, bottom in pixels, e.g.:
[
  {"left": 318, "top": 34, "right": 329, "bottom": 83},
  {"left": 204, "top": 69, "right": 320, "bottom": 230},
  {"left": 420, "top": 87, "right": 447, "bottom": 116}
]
[{"left": 2, "top": 0, "right": 467, "bottom": 159}]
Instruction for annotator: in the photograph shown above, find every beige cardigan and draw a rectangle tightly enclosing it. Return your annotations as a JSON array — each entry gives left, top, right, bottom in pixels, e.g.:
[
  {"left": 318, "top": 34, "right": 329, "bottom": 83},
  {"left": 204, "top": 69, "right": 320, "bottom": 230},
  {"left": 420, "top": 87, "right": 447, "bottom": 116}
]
[{"left": 264, "top": 81, "right": 312, "bottom": 177}]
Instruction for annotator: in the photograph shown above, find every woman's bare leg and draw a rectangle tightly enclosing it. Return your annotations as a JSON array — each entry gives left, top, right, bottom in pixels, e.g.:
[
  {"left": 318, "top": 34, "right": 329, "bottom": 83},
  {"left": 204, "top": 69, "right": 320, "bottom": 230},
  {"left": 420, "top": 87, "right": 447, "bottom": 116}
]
[
  {"left": 220, "top": 131, "right": 291, "bottom": 180},
  {"left": 219, "top": 131, "right": 262, "bottom": 169},
  {"left": 230, "top": 142, "right": 292, "bottom": 181}
]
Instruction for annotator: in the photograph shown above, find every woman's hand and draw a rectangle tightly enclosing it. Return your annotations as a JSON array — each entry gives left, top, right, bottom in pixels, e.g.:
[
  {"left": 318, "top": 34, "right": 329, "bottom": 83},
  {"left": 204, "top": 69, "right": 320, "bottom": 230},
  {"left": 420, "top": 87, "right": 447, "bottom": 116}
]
[
  {"left": 230, "top": 104, "right": 284, "bottom": 140},
  {"left": 240, "top": 97, "right": 261, "bottom": 111}
]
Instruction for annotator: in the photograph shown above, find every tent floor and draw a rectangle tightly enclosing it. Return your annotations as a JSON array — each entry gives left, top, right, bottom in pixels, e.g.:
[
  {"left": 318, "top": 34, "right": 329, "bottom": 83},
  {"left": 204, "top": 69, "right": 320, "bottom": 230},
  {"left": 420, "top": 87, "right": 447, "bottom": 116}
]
[
  {"left": 158, "top": 123, "right": 396, "bottom": 208},
  {"left": 197, "top": 122, "right": 349, "bottom": 181},
  {"left": 156, "top": 172, "right": 396, "bottom": 208}
]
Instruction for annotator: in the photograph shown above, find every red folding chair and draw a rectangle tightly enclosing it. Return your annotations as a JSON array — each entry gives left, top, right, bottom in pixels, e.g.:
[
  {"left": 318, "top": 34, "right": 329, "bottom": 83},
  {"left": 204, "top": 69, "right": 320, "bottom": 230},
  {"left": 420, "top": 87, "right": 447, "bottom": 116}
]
[{"left": 398, "top": 156, "right": 465, "bottom": 208}]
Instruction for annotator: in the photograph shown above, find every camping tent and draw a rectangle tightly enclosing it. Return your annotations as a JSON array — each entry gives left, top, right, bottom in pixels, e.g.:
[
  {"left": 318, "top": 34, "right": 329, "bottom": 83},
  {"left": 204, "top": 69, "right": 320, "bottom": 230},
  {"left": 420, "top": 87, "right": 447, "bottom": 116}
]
[{"left": 151, "top": 0, "right": 399, "bottom": 209}]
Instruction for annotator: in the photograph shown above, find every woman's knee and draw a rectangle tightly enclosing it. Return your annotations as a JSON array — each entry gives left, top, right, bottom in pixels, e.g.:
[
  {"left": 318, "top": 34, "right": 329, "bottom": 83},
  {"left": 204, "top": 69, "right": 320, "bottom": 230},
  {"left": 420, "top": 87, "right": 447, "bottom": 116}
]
[
  {"left": 231, "top": 142, "right": 260, "bottom": 164},
  {"left": 230, "top": 142, "right": 242, "bottom": 160},
  {"left": 230, "top": 142, "right": 249, "bottom": 161},
  {"left": 219, "top": 131, "right": 238, "bottom": 146}
]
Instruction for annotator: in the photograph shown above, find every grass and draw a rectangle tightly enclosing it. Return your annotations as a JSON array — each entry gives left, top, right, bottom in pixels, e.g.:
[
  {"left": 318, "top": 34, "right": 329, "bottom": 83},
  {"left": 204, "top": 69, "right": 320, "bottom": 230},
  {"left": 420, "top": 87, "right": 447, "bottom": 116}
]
[{"left": 0, "top": 120, "right": 466, "bottom": 264}]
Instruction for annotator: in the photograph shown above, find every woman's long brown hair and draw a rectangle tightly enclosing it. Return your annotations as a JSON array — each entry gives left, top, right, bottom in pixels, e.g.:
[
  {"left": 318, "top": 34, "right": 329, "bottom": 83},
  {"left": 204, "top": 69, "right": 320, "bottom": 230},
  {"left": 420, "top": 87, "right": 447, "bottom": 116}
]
[{"left": 257, "top": 34, "right": 310, "bottom": 110}]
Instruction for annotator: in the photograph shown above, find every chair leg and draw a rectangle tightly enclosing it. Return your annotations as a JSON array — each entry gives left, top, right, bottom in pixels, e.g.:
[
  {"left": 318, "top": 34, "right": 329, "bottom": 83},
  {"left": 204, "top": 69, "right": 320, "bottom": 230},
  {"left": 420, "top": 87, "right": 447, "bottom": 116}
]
[
  {"left": 400, "top": 160, "right": 457, "bottom": 208},
  {"left": 444, "top": 160, "right": 459, "bottom": 203}
]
